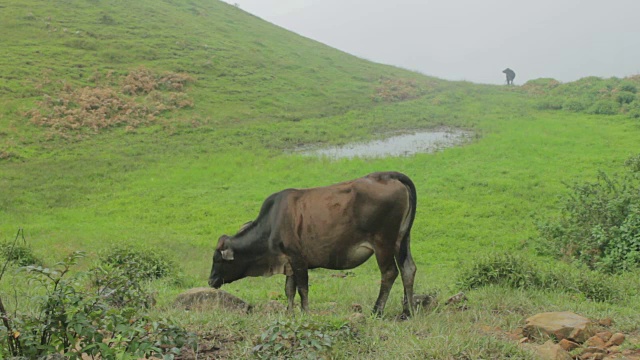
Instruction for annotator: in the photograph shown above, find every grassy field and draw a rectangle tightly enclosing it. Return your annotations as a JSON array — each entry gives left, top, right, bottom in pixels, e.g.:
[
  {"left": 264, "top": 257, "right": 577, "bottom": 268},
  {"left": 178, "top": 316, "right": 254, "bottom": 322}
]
[{"left": 1, "top": 0, "right": 640, "bottom": 359}]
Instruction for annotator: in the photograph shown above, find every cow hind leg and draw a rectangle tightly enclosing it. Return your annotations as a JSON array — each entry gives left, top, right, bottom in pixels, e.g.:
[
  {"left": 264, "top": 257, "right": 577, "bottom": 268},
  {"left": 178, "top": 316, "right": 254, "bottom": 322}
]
[
  {"left": 285, "top": 275, "right": 296, "bottom": 311},
  {"left": 372, "top": 246, "right": 399, "bottom": 316},
  {"left": 395, "top": 236, "right": 416, "bottom": 317}
]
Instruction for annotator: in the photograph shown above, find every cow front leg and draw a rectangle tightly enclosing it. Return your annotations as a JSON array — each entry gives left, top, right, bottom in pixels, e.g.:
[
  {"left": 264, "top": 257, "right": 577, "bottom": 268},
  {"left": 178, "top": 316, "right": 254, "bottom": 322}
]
[
  {"left": 373, "top": 248, "right": 399, "bottom": 316},
  {"left": 297, "top": 270, "right": 310, "bottom": 312},
  {"left": 285, "top": 275, "right": 296, "bottom": 311},
  {"left": 290, "top": 265, "right": 309, "bottom": 312}
]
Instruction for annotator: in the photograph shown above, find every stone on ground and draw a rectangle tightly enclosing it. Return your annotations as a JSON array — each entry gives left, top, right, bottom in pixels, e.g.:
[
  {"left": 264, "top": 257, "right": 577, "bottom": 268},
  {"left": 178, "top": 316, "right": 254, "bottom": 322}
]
[
  {"left": 523, "top": 311, "right": 594, "bottom": 343},
  {"left": 174, "top": 287, "right": 251, "bottom": 313}
]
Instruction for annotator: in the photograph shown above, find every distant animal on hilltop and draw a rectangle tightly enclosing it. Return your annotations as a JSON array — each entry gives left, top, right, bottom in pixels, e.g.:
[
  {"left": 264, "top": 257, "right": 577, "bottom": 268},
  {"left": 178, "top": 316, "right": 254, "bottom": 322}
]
[
  {"left": 503, "top": 68, "right": 516, "bottom": 85},
  {"left": 208, "top": 171, "right": 418, "bottom": 317}
]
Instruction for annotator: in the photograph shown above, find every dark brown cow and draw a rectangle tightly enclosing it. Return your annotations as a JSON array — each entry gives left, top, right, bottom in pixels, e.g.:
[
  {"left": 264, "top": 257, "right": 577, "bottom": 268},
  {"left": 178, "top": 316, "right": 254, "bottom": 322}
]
[{"left": 208, "top": 171, "right": 418, "bottom": 316}]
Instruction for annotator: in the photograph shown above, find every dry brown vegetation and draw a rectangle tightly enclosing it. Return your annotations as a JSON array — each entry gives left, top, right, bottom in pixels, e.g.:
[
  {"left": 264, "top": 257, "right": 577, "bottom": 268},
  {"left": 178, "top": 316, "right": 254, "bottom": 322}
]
[
  {"left": 372, "top": 77, "right": 423, "bottom": 102},
  {"left": 26, "top": 67, "right": 194, "bottom": 137}
]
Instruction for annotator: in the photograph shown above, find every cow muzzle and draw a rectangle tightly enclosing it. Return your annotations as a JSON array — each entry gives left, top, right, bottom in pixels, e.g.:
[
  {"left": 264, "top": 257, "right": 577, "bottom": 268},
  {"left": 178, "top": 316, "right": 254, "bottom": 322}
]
[{"left": 208, "top": 277, "right": 223, "bottom": 289}]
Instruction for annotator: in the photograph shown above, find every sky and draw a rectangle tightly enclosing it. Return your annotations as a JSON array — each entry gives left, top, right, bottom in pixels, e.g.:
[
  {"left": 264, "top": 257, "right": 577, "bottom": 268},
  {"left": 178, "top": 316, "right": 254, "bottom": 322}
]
[{"left": 222, "top": 0, "right": 640, "bottom": 85}]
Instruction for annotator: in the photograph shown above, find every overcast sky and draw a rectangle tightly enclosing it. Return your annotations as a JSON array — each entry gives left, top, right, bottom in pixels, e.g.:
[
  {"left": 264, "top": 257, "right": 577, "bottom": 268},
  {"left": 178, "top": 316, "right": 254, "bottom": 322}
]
[{"left": 222, "top": 0, "right": 640, "bottom": 85}]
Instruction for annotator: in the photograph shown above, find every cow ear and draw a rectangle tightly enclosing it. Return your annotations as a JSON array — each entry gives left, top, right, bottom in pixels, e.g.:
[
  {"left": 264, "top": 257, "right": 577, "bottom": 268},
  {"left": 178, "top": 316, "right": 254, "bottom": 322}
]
[
  {"left": 221, "top": 248, "right": 234, "bottom": 261},
  {"left": 216, "top": 235, "right": 229, "bottom": 250}
]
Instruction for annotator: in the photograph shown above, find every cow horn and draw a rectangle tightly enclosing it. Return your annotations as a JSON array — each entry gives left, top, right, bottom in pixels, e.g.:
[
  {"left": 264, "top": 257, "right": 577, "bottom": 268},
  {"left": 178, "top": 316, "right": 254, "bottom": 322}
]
[{"left": 221, "top": 248, "right": 234, "bottom": 261}]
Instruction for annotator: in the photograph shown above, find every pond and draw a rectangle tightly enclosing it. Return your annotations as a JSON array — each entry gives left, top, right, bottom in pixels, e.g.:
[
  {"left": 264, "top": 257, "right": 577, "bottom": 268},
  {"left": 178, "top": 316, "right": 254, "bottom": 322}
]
[{"left": 297, "top": 128, "right": 472, "bottom": 159}]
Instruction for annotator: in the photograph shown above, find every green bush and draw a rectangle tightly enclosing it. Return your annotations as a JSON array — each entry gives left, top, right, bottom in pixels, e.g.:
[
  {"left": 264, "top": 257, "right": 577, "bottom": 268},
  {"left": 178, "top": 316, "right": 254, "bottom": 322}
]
[
  {"left": 587, "top": 99, "right": 619, "bottom": 115},
  {"left": 457, "top": 253, "right": 622, "bottom": 302},
  {"left": 0, "top": 242, "right": 42, "bottom": 266},
  {"left": 0, "top": 252, "right": 194, "bottom": 359},
  {"left": 618, "top": 82, "right": 637, "bottom": 94},
  {"left": 616, "top": 91, "right": 636, "bottom": 105},
  {"left": 457, "top": 253, "right": 545, "bottom": 290},
  {"left": 252, "top": 319, "right": 354, "bottom": 360},
  {"left": 562, "top": 98, "right": 588, "bottom": 112},
  {"left": 535, "top": 155, "right": 640, "bottom": 273},
  {"left": 98, "top": 244, "right": 175, "bottom": 280},
  {"left": 625, "top": 100, "right": 640, "bottom": 118}
]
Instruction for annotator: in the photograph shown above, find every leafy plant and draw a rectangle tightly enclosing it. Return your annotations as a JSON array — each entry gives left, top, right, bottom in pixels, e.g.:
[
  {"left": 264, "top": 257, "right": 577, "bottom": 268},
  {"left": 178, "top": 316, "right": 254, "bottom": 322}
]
[
  {"left": 535, "top": 156, "right": 640, "bottom": 273},
  {"left": 0, "top": 241, "right": 41, "bottom": 267},
  {"left": 97, "top": 244, "right": 175, "bottom": 280},
  {"left": 252, "top": 319, "right": 354, "bottom": 360},
  {"left": 0, "top": 251, "right": 194, "bottom": 359},
  {"left": 457, "top": 252, "right": 621, "bottom": 302},
  {"left": 457, "top": 253, "right": 546, "bottom": 290}
]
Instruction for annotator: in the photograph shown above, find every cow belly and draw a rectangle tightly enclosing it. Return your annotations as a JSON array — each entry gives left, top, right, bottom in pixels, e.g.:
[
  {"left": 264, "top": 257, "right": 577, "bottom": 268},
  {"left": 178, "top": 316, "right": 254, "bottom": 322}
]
[{"left": 334, "top": 242, "right": 375, "bottom": 269}]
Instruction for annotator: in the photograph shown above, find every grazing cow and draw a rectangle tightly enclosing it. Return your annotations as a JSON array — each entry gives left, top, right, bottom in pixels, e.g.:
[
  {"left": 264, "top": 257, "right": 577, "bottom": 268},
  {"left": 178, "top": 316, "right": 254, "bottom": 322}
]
[
  {"left": 503, "top": 68, "right": 516, "bottom": 85},
  {"left": 209, "top": 172, "right": 418, "bottom": 317}
]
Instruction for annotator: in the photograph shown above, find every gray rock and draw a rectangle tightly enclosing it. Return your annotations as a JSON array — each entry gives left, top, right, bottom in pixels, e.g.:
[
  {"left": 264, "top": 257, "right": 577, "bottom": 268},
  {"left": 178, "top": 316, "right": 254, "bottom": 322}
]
[{"left": 174, "top": 287, "right": 251, "bottom": 313}]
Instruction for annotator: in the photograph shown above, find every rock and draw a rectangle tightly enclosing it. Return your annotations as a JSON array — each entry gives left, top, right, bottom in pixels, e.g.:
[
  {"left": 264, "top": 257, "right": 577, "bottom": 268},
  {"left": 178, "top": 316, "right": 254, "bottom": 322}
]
[
  {"left": 530, "top": 340, "right": 572, "bottom": 360},
  {"left": 605, "top": 333, "right": 625, "bottom": 347},
  {"left": 595, "top": 331, "right": 612, "bottom": 342},
  {"left": 523, "top": 311, "right": 594, "bottom": 343},
  {"left": 585, "top": 335, "right": 606, "bottom": 348},
  {"left": 558, "top": 338, "right": 580, "bottom": 352},
  {"left": 607, "top": 345, "right": 621, "bottom": 354},
  {"left": 581, "top": 347, "right": 607, "bottom": 355},
  {"left": 174, "top": 287, "right": 251, "bottom": 313},
  {"left": 351, "top": 303, "right": 363, "bottom": 313},
  {"left": 581, "top": 353, "right": 604, "bottom": 360},
  {"left": 598, "top": 318, "right": 613, "bottom": 327},
  {"left": 445, "top": 292, "right": 467, "bottom": 305},
  {"left": 413, "top": 294, "right": 438, "bottom": 312}
]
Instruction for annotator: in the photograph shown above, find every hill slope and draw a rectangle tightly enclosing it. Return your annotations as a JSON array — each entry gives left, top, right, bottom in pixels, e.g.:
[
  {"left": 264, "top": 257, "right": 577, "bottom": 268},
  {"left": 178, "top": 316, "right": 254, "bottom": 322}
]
[{"left": 1, "top": 0, "right": 451, "bottom": 158}]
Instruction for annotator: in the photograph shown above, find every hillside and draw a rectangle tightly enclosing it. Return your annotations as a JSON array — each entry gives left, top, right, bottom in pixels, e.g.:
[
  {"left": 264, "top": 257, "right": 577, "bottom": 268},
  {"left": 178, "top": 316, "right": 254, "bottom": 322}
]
[
  {"left": 1, "top": 1, "right": 640, "bottom": 359},
  {"left": 0, "top": 0, "right": 453, "bottom": 159}
]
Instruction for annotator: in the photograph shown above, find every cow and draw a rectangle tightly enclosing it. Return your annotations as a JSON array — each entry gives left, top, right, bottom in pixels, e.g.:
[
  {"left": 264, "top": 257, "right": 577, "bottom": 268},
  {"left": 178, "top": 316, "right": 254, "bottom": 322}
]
[
  {"left": 209, "top": 171, "right": 418, "bottom": 317},
  {"left": 503, "top": 68, "right": 516, "bottom": 85}
]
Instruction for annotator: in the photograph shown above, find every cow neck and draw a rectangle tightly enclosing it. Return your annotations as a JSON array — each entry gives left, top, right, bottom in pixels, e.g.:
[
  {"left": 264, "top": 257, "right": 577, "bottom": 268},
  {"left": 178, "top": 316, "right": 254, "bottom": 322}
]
[{"left": 229, "top": 222, "right": 270, "bottom": 257}]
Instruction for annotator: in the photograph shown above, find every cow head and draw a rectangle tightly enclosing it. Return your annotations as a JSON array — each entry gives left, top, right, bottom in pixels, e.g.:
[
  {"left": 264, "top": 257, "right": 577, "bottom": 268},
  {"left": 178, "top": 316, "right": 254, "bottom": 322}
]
[{"left": 208, "top": 235, "right": 245, "bottom": 288}]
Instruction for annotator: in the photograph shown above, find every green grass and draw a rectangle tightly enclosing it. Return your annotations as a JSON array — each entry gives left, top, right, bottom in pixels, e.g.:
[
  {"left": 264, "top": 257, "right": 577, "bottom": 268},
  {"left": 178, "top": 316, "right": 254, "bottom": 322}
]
[{"left": 1, "top": 0, "right": 640, "bottom": 358}]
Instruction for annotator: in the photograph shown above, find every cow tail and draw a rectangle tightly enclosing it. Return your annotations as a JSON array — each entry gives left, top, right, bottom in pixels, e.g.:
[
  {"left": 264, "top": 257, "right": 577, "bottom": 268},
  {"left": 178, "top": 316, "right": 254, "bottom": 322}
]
[{"left": 392, "top": 172, "right": 417, "bottom": 264}]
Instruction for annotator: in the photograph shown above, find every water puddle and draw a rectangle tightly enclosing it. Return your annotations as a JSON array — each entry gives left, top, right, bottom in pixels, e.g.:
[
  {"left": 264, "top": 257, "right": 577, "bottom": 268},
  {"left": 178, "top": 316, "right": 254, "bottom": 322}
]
[{"left": 297, "top": 128, "right": 473, "bottom": 159}]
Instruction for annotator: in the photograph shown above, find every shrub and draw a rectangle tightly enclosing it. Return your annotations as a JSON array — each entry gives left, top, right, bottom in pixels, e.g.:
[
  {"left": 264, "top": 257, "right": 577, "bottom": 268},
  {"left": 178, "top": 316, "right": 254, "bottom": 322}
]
[
  {"left": 587, "top": 99, "right": 619, "bottom": 115},
  {"left": 0, "top": 252, "right": 194, "bottom": 358},
  {"left": 625, "top": 99, "right": 640, "bottom": 119},
  {"left": 98, "top": 244, "right": 175, "bottom": 280},
  {"left": 252, "top": 319, "right": 354, "bottom": 360},
  {"left": 562, "top": 98, "right": 588, "bottom": 112},
  {"left": 618, "top": 82, "right": 637, "bottom": 94},
  {"left": 616, "top": 91, "right": 636, "bottom": 105},
  {"left": 457, "top": 253, "right": 545, "bottom": 290},
  {"left": 457, "top": 253, "right": 622, "bottom": 302},
  {"left": 0, "top": 242, "right": 41, "bottom": 266},
  {"left": 535, "top": 155, "right": 640, "bottom": 273}
]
